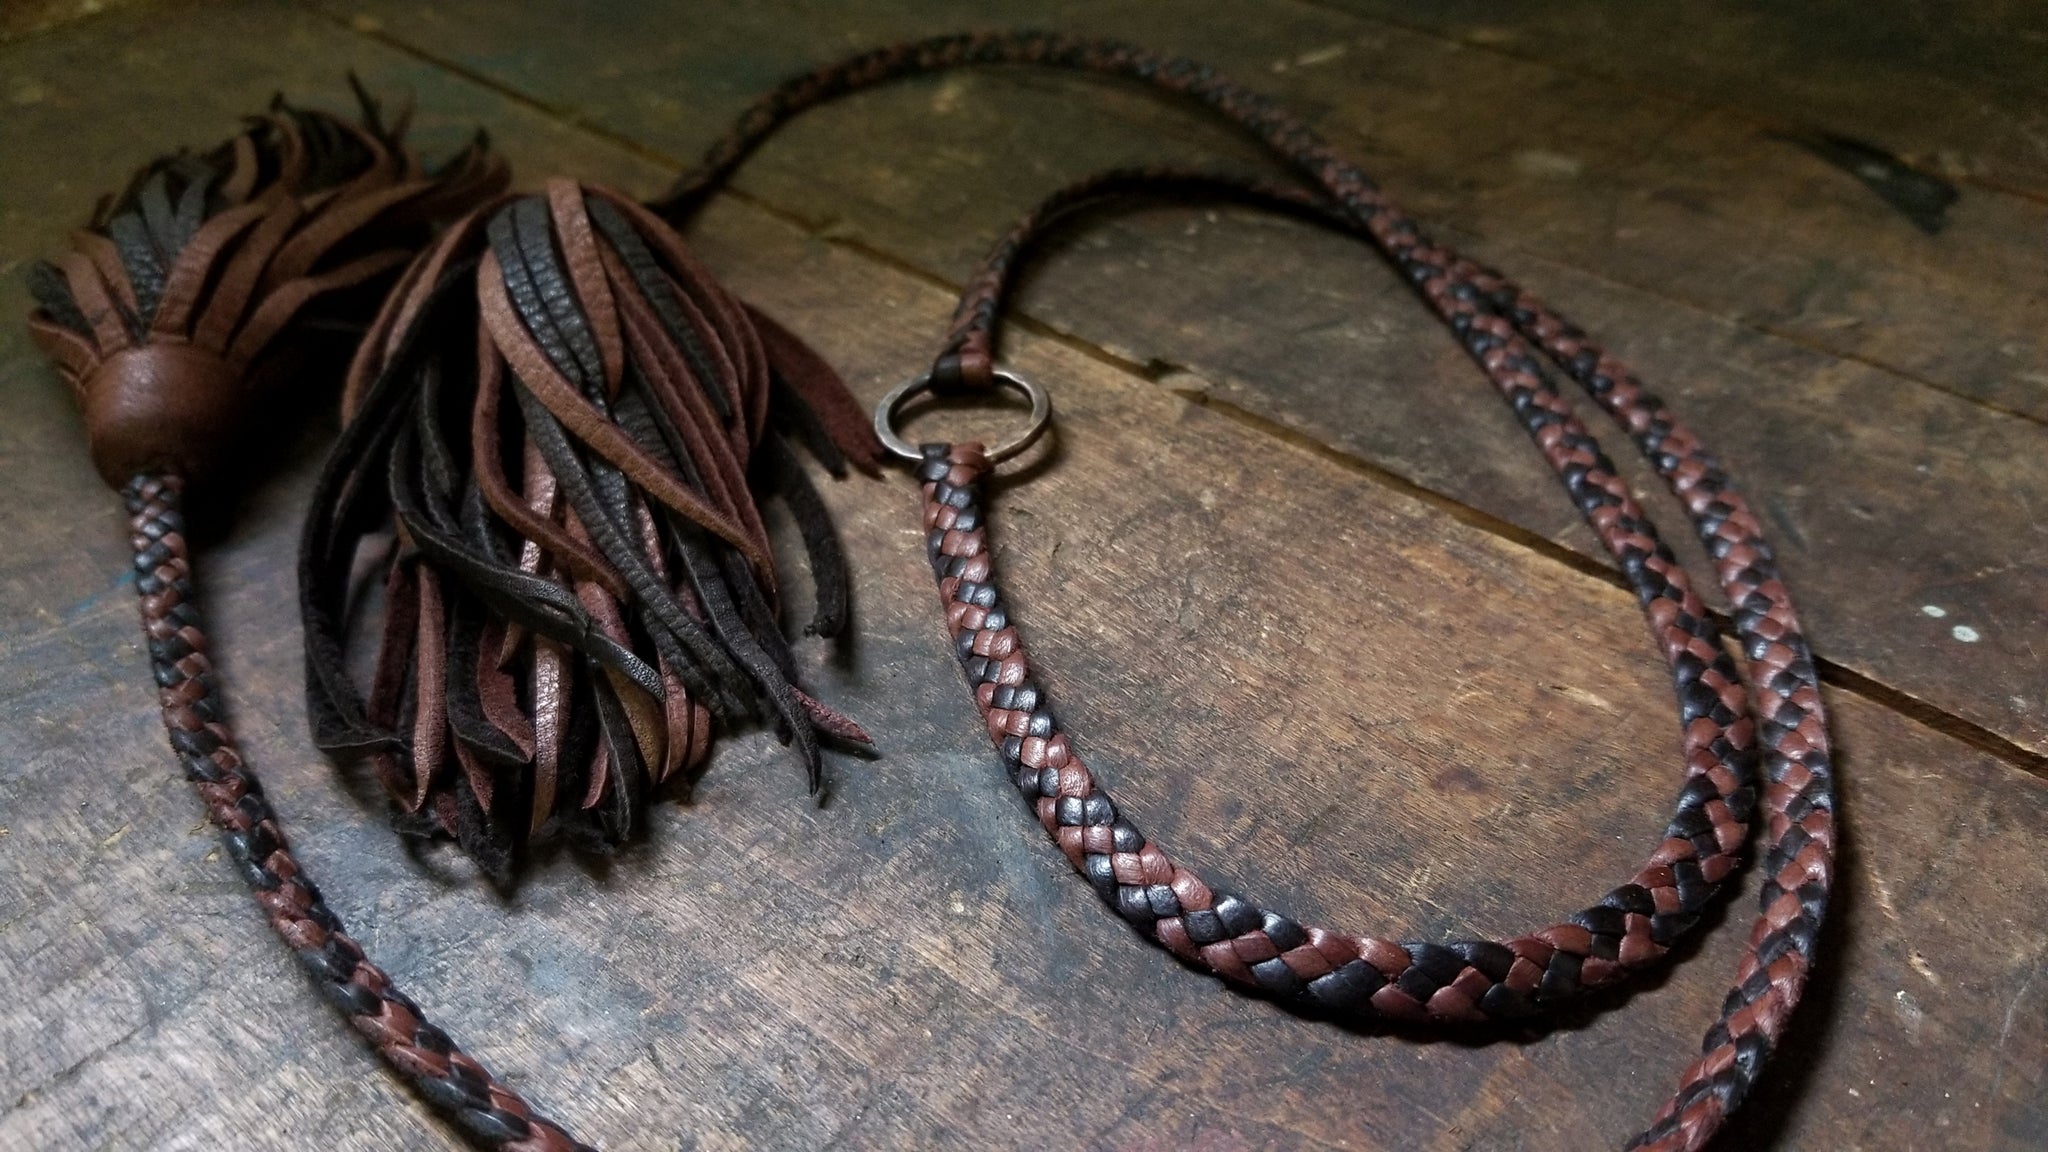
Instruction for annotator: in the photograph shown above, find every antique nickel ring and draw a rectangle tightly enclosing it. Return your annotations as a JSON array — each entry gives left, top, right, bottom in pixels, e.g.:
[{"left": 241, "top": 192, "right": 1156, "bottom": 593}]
[{"left": 874, "top": 367, "right": 1051, "bottom": 464}]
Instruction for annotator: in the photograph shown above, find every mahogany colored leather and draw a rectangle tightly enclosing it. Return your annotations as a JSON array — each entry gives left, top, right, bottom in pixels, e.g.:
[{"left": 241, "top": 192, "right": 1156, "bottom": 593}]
[
  {"left": 933, "top": 164, "right": 1836, "bottom": 1151},
  {"left": 27, "top": 87, "right": 590, "bottom": 1152},
  {"left": 297, "top": 179, "right": 880, "bottom": 872},
  {"left": 660, "top": 34, "right": 1837, "bottom": 1152},
  {"left": 28, "top": 86, "right": 508, "bottom": 488},
  {"left": 31, "top": 35, "right": 1838, "bottom": 1152},
  {"left": 77, "top": 344, "right": 241, "bottom": 485},
  {"left": 126, "top": 476, "right": 588, "bottom": 1152}
]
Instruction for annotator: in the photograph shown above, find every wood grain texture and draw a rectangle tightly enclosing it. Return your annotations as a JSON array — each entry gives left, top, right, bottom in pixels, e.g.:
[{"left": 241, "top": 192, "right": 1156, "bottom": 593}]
[
  {"left": 320, "top": 0, "right": 2048, "bottom": 420},
  {"left": 306, "top": 0, "right": 2048, "bottom": 753},
  {"left": 1, "top": 3, "right": 2043, "bottom": 1151},
  {"left": 1314, "top": 0, "right": 2048, "bottom": 201},
  {"left": 1005, "top": 208, "right": 2048, "bottom": 760}
]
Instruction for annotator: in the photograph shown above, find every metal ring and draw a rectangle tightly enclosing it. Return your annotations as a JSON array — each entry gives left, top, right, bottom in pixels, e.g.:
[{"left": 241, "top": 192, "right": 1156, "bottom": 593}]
[{"left": 873, "top": 367, "right": 1052, "bottom": 464}]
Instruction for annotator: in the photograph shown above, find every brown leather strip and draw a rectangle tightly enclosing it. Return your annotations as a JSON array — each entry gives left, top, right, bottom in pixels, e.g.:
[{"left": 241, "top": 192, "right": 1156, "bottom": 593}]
[
  {"left": 599, "top": 244, "right": 774, "bottom": 576},
  {"left": 340, "top": 236, "right": 434, "bottom": 425},
  {"left": 503, "top": 437, "right": 562, "bottom": 663},
  {"left": 264, "top": 179, "right": 435, "bottom": 291},
  {"left": 219, "top": 131, "right": 261, "bottom": 205},
  {"left": 391, "top": 149, "right": 512, "bottom": 234},
  {"left": 265, "top": 112, "right": 309, "bottom": 190},
  {"left": 331, "top": 114, "right": 402, "bottom": 191},
  {"left": 25, "top": 315, "right": 97, "bottom": 395},
  {"left": 658, "top": 657, "right": 698, "bottom": 784},
  {"left": 366, "top": 550, "right": 420, "bottom": 802},
  {"left": 725, "top": 278, "right": 774, "bottom": 448},
  {"left": 519, "top": 438, "right": 570, "bottom": 835},
  {"left": 451, "top": 721, "right": 497, "bottom": 814},
  {"left": 468, "top": 318, "right": 631, "bottom": 599},
  {"left": 409, "top": 561, "right": 449, "bottom": 814},
  {"left": 577, "top": 709, "right": 613, "bottom": 813},
  {"left": 746, "top": 304, "right": 885, "bottom": 474},
  {"left": 600, "top": 252, "right": 743, "bottom": 498},
  {"left": 545, "top": 177, "right": 626, "bottom": 394},
  {"left": 475, "top": 248, "right": 773, "bottom": 575},
  {"left": 529, "top": 635, "right": 569, "bottom": 833},
  {"left": 72, "top": 230, "right": 143, "bottom": 320},
  {"left": 629, "top": 498, "right": 689, "bottom": 783},
  {"left": 564, "top": 508, "right": 667, "bottom": 774},
  {"left": 148, "top": 199, "right": 271, "bottom": 339},
  {"left": 385, "top": 197, "right": 510, "bottom": 351},
  {"left": 791, "top": 687, "right": 873, "bottom": 745},
  {"left": 185, "top": 188, "right": 300, "bottom": 356},
  {"left": 475, "top": 615, "right": 536, "bottom": 760},
  {"left": 227, "top": 247, "right": 413, "bottom": 369},
  {"left": 591, "top": 191, "right": 758, "bottom": 430},
  {"left": 56, "top": 250, "right": 133, "bottom": 354}
]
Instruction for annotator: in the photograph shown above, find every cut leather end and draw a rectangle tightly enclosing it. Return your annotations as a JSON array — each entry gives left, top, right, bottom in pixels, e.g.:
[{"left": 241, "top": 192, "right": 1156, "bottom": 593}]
[
  {"left": 25, "top": 84, "right": 507, "bottom": 493},
  {"left": 301, "top": 179, "right": 871, "bottom": 874}
]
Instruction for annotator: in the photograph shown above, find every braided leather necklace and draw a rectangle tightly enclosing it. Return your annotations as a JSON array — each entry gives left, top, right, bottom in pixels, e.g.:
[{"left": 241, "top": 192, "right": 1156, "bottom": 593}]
[
  {"left": 25, "top": 34, "right": 1835, "bottom": 1152},
  {"left": 654, "top": 34, "right": 1837, "bottom": 1152}
]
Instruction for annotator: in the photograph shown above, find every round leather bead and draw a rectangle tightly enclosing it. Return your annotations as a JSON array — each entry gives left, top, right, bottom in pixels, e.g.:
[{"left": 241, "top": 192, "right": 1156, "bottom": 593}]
[{"left": 81, "top": 344, "right": 240, "bottom": 488}]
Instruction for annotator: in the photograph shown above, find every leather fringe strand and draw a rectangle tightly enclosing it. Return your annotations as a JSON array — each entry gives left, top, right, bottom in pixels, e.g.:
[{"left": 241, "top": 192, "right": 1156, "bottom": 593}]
[{"left": 299, "top": 178, "right": 881, "bottom": 876}]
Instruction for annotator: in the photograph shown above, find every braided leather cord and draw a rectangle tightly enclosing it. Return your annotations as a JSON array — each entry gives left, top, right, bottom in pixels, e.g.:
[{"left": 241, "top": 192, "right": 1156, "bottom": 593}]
[
  {"left": 915, "top": 428, "right": 1747, "bottom": 1065},
  {"left": 125, "top": 474, "right": 593, "bottom": 1152},
  {"left": 654, "top": 32, "right": 1834, "bottom": 1149},
  {"left": 1447, "top": 260, "right": 1834, "bottom": 1149},
  {"left": 929, "top": 168, "right": 1343, "bottom": 389},
  {"left": 936, "top": 167, "right": 1835, "bottom": 1149}
]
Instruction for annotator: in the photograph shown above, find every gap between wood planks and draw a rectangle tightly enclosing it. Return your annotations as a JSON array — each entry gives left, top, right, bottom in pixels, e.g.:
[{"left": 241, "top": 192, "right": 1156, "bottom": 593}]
[
  {"left": 314, "top": 4, "right": 2047, "bottom": 783},
  {"left": 319, "top": 0, "right": 2048, "bottom": 440},
  {"left": 1281, "top": 0, "right": 2048, "bottom": 213},
  {"left": 6, "top": 0, "right": 2041, "bottom": 437}
]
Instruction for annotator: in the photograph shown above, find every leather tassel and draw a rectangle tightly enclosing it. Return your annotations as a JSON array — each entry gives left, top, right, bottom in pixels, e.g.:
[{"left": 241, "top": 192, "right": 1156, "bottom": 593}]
[
  {"left": 25, "top": 81, "right": 508, "bottom": 491},
  {"left": 300, "top": 178, "right": 880, "bottom": 875}
]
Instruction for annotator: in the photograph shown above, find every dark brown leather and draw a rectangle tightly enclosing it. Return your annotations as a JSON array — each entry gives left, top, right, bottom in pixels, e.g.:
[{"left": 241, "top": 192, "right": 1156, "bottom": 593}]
[
  {"left": 24, "top": 87, "right": 594, "bottom": 1152},
  {"left": 298, "top": 178, "right": 881, "bottom": 873},
  {"left": 33, "top": 35, "right": 1837, "bottom": 1152},
  {"left": 124, "top": 476, "right": 589, "bottom": 1152},
  {"left": 77, "top": 344, "right": 241, "bottom": 486},
  {"left": 658, "top": 34, "right": 1838, "bottom": 1152},
  {"left": 940, "top": 170, "right": 1837, "bottom": 1151},
  {"left": 918, "top": 439, "right": 1750, "bottom": 1019},
  {"left": 28, "top": 87, "right": 508, "bottom": 488}
]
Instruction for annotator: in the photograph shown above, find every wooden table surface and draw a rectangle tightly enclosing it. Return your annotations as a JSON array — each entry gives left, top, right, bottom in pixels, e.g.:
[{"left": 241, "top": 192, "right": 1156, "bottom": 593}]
[{"left": 2, "top": 2, "right": 2043, "bottom": 1149}]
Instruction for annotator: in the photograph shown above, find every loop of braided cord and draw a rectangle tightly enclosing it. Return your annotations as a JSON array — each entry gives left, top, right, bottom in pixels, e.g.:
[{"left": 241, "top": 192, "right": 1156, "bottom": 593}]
[
  {"left": 125, "top": 474, "right": 593, "bottom": 1152},
  {"left": 944, "top": 170, "right": 1837, "bottom": 1148},
  {"left": 653, "top": 31, "right": 1836, "bottom": 1149},
  {"left": 1451, "top": 261, "right": 1834, "bottom": 1148}
]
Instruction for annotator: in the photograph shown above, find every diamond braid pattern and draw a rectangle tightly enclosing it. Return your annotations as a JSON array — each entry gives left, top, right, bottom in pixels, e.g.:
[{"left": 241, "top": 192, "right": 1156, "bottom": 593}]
[{"left": 124, "top": 474, "right": 593, "bottom": 1152}]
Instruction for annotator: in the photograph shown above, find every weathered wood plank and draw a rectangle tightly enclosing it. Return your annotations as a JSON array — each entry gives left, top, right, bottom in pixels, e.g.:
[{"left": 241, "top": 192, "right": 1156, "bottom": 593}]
[
  {"left": 1316, "top": 0, "right": 2048, "bottom": 203},
  {"left": 2, "top": 4, "right": 2043, "bottom": 1152},
  {"left": 0, "top": 0, "right": 152, "bottom": 43},
  {"left": 325, "top": 0, "right": 2048, "bottom": 420},
  {"left": 309, "top": 0, "right": 2048, "bottom": 754},
  {"left": 1008, "top": 207, "right": 2048, "bottom": 759}
]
